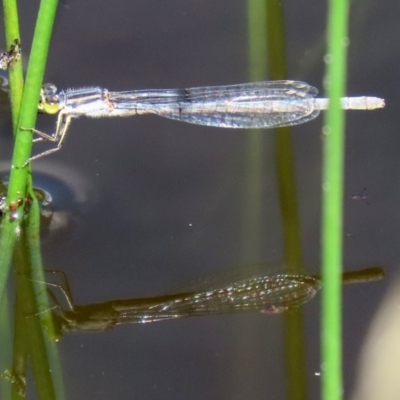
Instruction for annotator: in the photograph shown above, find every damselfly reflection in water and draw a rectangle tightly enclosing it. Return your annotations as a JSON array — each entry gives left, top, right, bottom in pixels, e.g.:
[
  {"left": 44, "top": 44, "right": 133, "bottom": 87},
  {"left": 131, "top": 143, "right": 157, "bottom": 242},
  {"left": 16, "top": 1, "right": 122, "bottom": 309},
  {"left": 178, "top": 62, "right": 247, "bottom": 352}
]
[
  {"left": 24, "top": 80, "right": 384, "bottom": 164},
  {"left": 43, "top": 265, "right": 384, "bottom": 337}
]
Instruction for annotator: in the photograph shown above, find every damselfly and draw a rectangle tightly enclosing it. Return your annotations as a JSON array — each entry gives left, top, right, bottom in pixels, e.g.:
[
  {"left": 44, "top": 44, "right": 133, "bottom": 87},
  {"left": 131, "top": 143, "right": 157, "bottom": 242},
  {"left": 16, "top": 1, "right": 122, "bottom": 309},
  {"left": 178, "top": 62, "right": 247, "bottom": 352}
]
[{"left": 25, "top": 80, "right": 384, "bottom": 164}]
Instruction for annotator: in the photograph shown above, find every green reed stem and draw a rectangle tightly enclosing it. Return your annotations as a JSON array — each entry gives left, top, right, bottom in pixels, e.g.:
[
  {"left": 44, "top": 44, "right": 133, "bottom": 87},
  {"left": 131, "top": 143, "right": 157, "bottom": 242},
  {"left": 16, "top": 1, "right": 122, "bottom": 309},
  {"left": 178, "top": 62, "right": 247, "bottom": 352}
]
[
  {"left": 0, "top": 0, "right": 58, "bottom": 302},
  {"left": 321, "top": 0, "right": 349, "bottom": 398}
]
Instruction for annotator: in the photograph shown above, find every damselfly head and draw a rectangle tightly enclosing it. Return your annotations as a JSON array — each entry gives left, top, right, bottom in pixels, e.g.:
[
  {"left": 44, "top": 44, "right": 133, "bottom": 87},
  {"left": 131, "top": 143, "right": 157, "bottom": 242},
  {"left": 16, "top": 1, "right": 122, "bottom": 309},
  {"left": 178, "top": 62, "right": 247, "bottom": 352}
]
[{"left": 38, "top": 83, "right": 60, "bottom": 114}]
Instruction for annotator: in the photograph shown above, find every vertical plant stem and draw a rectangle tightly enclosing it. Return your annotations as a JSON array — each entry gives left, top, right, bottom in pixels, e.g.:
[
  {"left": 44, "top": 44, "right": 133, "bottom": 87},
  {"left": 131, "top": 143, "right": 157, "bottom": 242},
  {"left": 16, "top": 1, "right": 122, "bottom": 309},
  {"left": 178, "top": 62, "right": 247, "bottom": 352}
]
[
  {"left": 1, "top": 2, "right": 62, "bottom": 398},
  {"left": 243, "top": 0, "right": 268, "bottom": 260},
  {"left": 26, "top": 189, "right": 66, "bottom": 399},
  {"left": 264, "top": 2, "right": 308, "bottom": 400},
  {"left": 0, "top": 0, "right": 58, "bottom": 302},
  {"left": 247, "top": 1, "right": 308, "bottom": 398},
  {"left": 13, "top": 234, "right": 56, "bottom": 400},
  {"left": 321, "top": 0, "right": 349, "bottom": 398},
  {"left": 3, "top": 0, "right": 24, "bottom": 132},
  {"left": 0, "top": 293, "right": 12, "bottom": 398},
  {"left": 0, "top": 0, "right": 24, "bottom": 309}
]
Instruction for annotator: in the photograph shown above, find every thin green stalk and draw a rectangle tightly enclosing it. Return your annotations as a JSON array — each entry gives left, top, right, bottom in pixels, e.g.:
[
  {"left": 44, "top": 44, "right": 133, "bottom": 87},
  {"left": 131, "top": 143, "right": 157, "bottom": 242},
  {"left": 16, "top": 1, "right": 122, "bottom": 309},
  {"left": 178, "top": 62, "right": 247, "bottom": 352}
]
[
  {"left": 247, "top": 0, "right": 267, "bottom": 81},
  {"left": 7, "top": 185, "right": 64, "bottom": 400},
  {"left": 26, "top": 188, "right": 66, "bottom": 399},
  {"left": 0, "top": 0, "right": 24, "bottom": 309},
  {"left": 243, "top": 0, "right": 268, "bottom": 260},
  {"left": 0, "top": 293, "right": 12, "bottom": 399},
  {"left": 0, "top": 0, "right": 58, "bottom": 302},
  {"left": 247, "top": 1, "right": 308, "bottom": 398},
  {"left": 1, "top": 1, "right": 61, "bottom": 398},
  {"left": 264, "top": 2, "right": 308, "bottom": 400},
  {"left": 3, "top": 0, "right": 24, "bottom": 131},
  {"left": 321, "top": 0, "right": 349, "bottom": 399},
  {"left": 10, "top": 287, "right": 28, "bottom": 400},
  {"left": 13, "top": 233, "right": 56, "bottom": 400}
]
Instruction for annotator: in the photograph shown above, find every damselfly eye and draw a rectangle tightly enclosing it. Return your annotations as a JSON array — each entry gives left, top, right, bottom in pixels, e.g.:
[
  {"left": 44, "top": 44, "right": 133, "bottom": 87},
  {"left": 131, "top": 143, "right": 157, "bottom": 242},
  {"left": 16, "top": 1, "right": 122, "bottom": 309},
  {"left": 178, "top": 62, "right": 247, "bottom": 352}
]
[{"left": 42, "top": 83, "right": 58, "bottom": 96}]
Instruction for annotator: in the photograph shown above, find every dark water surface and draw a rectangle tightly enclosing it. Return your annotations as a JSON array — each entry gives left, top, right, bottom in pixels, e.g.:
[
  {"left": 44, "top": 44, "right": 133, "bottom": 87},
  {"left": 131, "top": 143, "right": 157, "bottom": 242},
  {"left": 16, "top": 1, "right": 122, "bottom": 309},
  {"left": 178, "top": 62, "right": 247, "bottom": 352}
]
[{"left": 0, "top": 0, "right": 396, "bottom": 399}]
